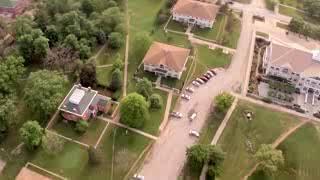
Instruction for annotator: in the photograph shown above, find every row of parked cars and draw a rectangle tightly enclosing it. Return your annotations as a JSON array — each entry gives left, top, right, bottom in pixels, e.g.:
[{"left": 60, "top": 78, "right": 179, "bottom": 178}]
[{"left": 192, "top": 69, "right": 216, "bottom": 87}]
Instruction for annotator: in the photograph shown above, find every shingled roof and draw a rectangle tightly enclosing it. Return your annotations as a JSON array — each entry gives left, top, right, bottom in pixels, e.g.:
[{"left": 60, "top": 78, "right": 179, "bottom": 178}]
[
  {"left": 172, "top": 0, "right": 219, "bottom": 21},
  {"left": 269, "top": 42, "right": 320, "bottom": 77},
  {"left": 143, "top": 42, "right": 190, "bottom": 72}
]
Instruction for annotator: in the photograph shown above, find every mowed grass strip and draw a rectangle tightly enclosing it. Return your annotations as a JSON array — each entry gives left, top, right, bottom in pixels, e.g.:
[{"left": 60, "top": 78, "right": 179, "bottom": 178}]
[
  {"left": 193, "top": 14, "right": 227, "bottom": 41},
  {"left": 249, "top": 122, "right": 320, "bottom": 180},
  {"left": 217, "top": 100, "right": 300, "bottom": 180}
]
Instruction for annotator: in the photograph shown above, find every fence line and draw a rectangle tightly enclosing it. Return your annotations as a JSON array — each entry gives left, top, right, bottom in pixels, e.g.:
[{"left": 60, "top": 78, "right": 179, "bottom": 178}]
[
  {"left": 25, "top": 162, "right": 67, "bottom": 180},
  {"left": 46, "top": 130, "right": 90, "bottom": 148},
  {"left": 94, "top": 122, "right": 110, "bottom": 149}
]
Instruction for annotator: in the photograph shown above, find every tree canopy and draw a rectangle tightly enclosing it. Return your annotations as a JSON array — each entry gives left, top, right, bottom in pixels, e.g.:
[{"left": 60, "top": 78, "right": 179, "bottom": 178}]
[
  {"left": 80, "top": 63, "right": 97, "bottom": 88},
  {"left": 0, "top": 55, "right": 25, "bottom": 94},
  {"left": 149, "top": 93, "right": 163, "bottom": 109},
  {"left": 132, "top": 33, "right": 152, "bottom": 60},
  {"left": 254, "top": 144, "right": 284, "bottom": 175},
  {"left": 24, "top": 70, "right": 68, "bottom": 120},
  {"left": 136, "top": 78, "right": 153, "bottom": 99},
  {"left": 0, "top": 95, "right": 16, "bottom": 141},
  {"left": 20, "top": 121, "right": 44, "bottom": 150},
  {"left": 109, "top": 68, "right": 122, "bottom": 91},
  {"left": 214, "top": 92, "right": 234, "bottom": 113},
  {"left": 120, "top": 93, "right": 149, "bottom": 128}
]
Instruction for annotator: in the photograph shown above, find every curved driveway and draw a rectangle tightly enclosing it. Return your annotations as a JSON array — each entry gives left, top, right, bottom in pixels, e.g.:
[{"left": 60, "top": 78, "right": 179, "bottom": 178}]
[{"left": 139, "top": 12, "right": 254, "bottom": 180}]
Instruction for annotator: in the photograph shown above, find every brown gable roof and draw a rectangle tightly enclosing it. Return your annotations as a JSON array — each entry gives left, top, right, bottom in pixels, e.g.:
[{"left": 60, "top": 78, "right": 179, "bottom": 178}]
[
  {"left": 143, "top": 42, "right": 190, "bottom": 72},
  {"left": 269, "top": 42, "right": 320, "bottom": 77},
  {"left": 172, "top": 0, "right": 219, "bottom": 21}
]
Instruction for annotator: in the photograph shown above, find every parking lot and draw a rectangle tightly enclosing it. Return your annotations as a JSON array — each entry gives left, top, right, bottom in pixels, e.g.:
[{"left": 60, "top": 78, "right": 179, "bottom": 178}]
[{"left": 140, "top": 68, "right": 234, "bottom": 179}]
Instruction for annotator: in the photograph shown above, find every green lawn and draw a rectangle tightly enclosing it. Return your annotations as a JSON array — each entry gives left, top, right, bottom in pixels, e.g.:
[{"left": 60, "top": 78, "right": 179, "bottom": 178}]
[
  {"left": 221, "top": 14, "right": 241, "bottom": 49},
  {"left": 279, "top": 0, "right": 304, "bottom": 9},
  {"left": 0, "top": 0, "right": 15, "bottom": 7},
  {"left": 127, "top": 0, "right": 190, "bottom": 94},
  {"left": 197, "top": 46, "right": 232, "bottom": 69},
  {"left": 95, "top": 46, "right": 125, "bottom": 66},
  {"left": 279, "top": 5, "right": 304, "bottom": 18},
  {"left": 249, "top": 123, "right": 320, "bottom": 180},
  {"left": 217, "top": 100, "right": 300, "bottom": 180},
  {"left": 28, "top": 125, "right": 151, "bottom": 180},
  {"left": 161, "top": 57, "right": 194, "bottom": 90},
  {"left": 50, "top": 118, "right": 107, "bottom": 146},
  {"left": 193, "top": 14, "right": 227, "bottom": 42},
  {"left": 142, "top": 89, "right": 168, "bottom": 135},
  {"left": 96, "top": 66, "right": 113, "bottom": 86},
  {"left": 167, "top": 19, "right": 187, "bottom": 32}
]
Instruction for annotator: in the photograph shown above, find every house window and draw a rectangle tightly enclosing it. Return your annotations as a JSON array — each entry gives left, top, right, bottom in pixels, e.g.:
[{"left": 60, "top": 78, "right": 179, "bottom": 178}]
[
  {"left": 270, "top": 66, "right": 274, "bottom": 69},
  {"left": 276, "top": 68, "right": 279, "bottom": 70},
  {"left": 291, "top": 72, "right": 295, "bottom": 75},
  {"left": 302, "top": 78, "right": 305, "bottom": 80},
  {"left": 282, "top": 68, "right": 288, "bottom": 73},
  {"left": 160, "top": 64, "right": 164, "bottom": 69},
  {"left": 294, "top": 79, "right": 297, "bottom": 82},
  {"left": 298, "top": 83, "right": 302, "bottom": 86}
]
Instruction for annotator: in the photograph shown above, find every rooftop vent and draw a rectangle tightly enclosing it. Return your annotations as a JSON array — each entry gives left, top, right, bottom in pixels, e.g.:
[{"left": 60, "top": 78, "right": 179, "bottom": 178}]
[
  {"left": 312, "top": 50, "right": 320, "bottom": 62},
  {"left": 69, "top": 88, "right": 85, "bottom": 105}
]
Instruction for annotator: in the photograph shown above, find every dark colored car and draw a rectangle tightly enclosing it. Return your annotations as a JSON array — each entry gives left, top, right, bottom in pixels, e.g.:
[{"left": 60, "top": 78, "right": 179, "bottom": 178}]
[
  {"left": 200, "top": 77, "right": 208, "bottom": 82},
  {"left": 210, "top": 69, "right": 217, "bottom": 75}
]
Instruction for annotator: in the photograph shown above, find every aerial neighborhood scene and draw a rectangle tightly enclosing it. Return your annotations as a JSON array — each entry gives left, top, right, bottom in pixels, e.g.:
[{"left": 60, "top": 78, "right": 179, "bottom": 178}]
[{"left": 0, "top": 0, "right": 320, "bottom": 179}]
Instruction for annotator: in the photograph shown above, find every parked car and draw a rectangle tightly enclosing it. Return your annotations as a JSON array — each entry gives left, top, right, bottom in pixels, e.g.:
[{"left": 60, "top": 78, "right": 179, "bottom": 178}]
[
  {"left": 170, "top": 111, "right": 183, "bottom": 118},
  {"left": 186, "top": 87, "right": 194, "bottom": 93},
  {"left": 133, "top": 174, "right": 145, "bottom": 180},
  {"left": 207, "top": 71, "right": 214, "bottom": 77},
  {"left": 192, "top": 81, "right": 200, "bottom": 87},
  {"left": 181, "top": 94, "right": 191, "bottom": 100},
  {"left": 204, "top": 73, "right": 211, "bottom": 79},
  {"left": 189, "top": 130, "right": 200, "bottom": 138},
  {"left": 196, "top": 78, "right": 205, "bottom": 84},
  {"left": 189, "top": 112, "right": 197, "bottom": 121},
  {"left": 210, "top": 69, "right": 217, "bottom": 75},
  {"left": 200, "top": 77, "right": 208, "bottom": 82}
]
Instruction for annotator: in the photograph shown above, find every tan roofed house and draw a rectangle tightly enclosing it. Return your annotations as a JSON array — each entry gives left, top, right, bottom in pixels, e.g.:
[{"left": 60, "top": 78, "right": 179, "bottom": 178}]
[
  {"left": 172, "top": 0, "right": 220, "bottom": 28},
  {"left": 263, "top": 41, "right": 320, "bottom": 96},
  {"left": 143, "top": 42, "right": 190, "bottom": 79}
]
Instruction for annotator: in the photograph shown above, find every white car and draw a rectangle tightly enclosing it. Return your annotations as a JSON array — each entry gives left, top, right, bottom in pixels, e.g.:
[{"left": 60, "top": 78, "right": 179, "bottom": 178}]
[
  {"left": 133, "top": 174, "right": 144, "bottom": 180},
  {"left": 189, "top": 112, "right": 197, "bottom": 121},
  {"left": 186, "top": 87, "right": 194, "bottom": 93},
  {"left": 181, "top": 94, "right": 191, "bottom": 100},
  {"left": 192, "top": 81, "right": 200, "bottom": 87},
  {"left": 196, "top": 78, "right": 205, "bottom": 84},
  {"left": 207, "top": 71, "right": 214, "bottom": 77},
  {"left": 170, "top": 111, "right": 183, "bottom": 118},
  {"left": 189, "top": 130, "right": 200, "bottom": 138}
]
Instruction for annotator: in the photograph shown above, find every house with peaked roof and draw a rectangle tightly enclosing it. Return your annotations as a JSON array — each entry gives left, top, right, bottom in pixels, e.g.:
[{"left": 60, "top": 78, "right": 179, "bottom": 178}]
[
  {"left": 143, "top": 42, "right": 190, "bottom": 79},
  {"left": 58, "top": 84, "right": 111, "bottom": 121},
  {"left": 171, "top": 0, "right": 219, "bottom": 28},
  {"left": 263, "top": 41, "right": 320, "bottom": 97}
]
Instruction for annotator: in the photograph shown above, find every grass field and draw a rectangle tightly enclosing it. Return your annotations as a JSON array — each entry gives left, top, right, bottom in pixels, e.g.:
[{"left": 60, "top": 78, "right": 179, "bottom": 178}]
[
  {"left": 197, "top": 46, "right": 231, "bottom": 69},
  {"left": 96, "top": 66, "right": 113, "bottom": 86},
  {"left": 28, "top": 125, "right": 151, "bottom": 180},
  {"left": 249, "top": 123, "right": 320, "bottom": 180},
  {"left": 279, "top": 0, "right": 304, "bottom": 9},
  {"left": 279, "top": 5, "right": 304, "bottom": 18},
  {"left": 221, "top": 14, "right": 241, "bottom": 49},
  {"left": 217, "top": 100, "right": 300, "bottom": 180},
  {"left": 142, "top": 89, "right": 168, "bottom": 135},
  {"left": 50, "top": 118, "right": 107, "bottom": 146},
  {"left": 167, "top": 19, "right": 187, "bottom": 32},
  {"left": 95, "top": 46, "right": 125, "bottom": 66},
  {"left": 193, "top": 14, "right": 227, "bottom": 42}
]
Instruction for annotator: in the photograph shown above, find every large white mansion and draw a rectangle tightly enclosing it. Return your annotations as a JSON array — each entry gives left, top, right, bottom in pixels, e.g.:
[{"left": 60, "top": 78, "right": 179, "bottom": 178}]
[
  {"left": 171, "top": 0, "right": 219, "bottom": 28},
  {"left": 143, "top": 42, "right": 190, "bottom": 79},
  {"left": 263, "top": 42, "right": 320, "bottom": 96}
]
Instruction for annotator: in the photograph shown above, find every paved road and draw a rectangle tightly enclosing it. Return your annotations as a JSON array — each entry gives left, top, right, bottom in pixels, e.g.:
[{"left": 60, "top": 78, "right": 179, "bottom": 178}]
[{"left": 139, "top": 11, "right": 254, "bottom": 180}]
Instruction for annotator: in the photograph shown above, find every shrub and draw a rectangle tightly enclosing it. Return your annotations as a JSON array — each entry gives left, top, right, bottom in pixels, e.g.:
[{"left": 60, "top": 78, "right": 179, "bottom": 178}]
[
  {"left": 149, "top": 93, "right": 163, "bottom": 109},
  {"left": 108, "top": 32, "right": 123, "bottom": 49},
  {"left": 214, "top": 92, "right": 234, "bottom": 113},
  {"left": 75, "top": 120, "right": 89, "bottom": 133},
  {"left": 88, "top": 146, "right": 103, "bottom": 165},
  {"left": 262, "top": 97, "right": 272, "bottom": 103},
  {"left": 20, "top": 121, "right": 44, "bottom": 150}
]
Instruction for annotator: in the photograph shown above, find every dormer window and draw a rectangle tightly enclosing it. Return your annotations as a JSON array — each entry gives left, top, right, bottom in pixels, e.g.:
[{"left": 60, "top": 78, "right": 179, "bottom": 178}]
[
  {"left": 160, "top": 64, "right": 164, "bottom": 69},
  {"left": 282, "top": 68, "right": 288, "bottom": 73}
]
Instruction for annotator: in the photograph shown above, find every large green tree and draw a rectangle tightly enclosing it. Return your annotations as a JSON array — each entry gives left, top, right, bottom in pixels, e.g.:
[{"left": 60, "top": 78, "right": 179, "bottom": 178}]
[
  {"left": 136, "top": 78, "right": 153, "bottom": 99},
  {"left": 120, "top": 93, "right": 149, "bottom": 128},
  {"left": 20, "top": 121, "right": 44, "bottom": 150},
  {"left": 288, "top": 17, "right": 305, "bottom": 34},
  {"left": 149, "top": 93, "right": 163, "bottom": 109},
  {"left": 0, "top": 55, "right": 25, "bottom": 94},
  {"left": 108, "top": 32, "right": 123, "bottom": 49},
  {"left": 304, "top": 0, "right": 320, "bottom": 20},
  {"left": 214, "top": 92, "right": 234, "bottom": 113},
  {"left": 254, "top": 144, "right": 284, "bottom": 175},
  {"left": 80, "top": 63, "right": 97, "bottom": 88},
  {"left": 109, "top": 68, "right": 122, "bottom": 91},
  {"left": 24, "top": 70, "right": 68, "bottom": 120},
  {"left": 0, "top": 95, "right": 16, "bottom": 141},
  {"left": 132, "top": 32, "right": 152, "bottom": 60}
]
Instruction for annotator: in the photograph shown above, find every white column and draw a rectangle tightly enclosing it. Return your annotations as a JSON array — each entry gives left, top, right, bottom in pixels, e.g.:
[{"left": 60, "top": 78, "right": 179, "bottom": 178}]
[{"left": 304, "top": 92, "right": 308, "bottom": 103}]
